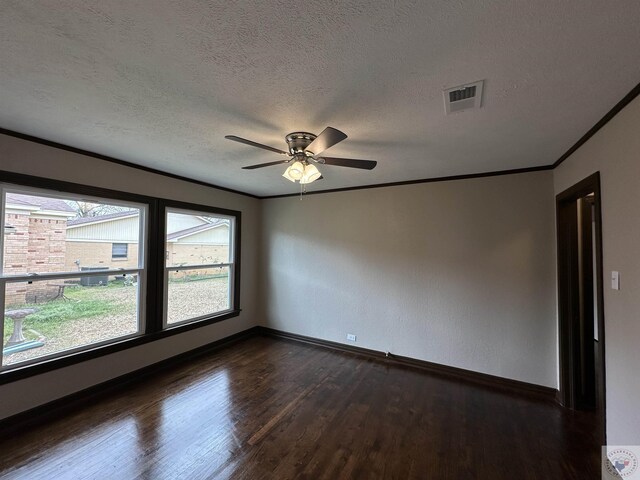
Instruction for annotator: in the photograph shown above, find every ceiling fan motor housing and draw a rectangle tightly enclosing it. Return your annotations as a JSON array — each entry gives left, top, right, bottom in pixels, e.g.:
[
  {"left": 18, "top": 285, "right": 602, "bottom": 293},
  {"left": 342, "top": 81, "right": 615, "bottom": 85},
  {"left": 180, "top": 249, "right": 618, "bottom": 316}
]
[
  {"left": 229, "top": 126, "right": 376, "bottom": 171},
  {"left": 285, "top": 132, "right": 317, "bottom": 156}
]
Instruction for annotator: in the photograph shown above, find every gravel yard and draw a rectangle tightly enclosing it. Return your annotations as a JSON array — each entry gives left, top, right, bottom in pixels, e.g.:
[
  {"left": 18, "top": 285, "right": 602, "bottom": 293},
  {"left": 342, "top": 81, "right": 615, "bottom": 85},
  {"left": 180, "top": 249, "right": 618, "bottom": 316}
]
[
  {"left": 167, "top": 276, "right": 230, "bottom": 324},
  {"left": 3, "top": 277, "right": 229, "bottom": 366}
]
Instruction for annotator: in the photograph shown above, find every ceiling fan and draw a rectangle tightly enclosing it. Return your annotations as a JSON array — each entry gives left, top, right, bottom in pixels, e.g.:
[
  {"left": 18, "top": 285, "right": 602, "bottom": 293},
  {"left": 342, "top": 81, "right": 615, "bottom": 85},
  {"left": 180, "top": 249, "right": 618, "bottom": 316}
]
[{"left": 225, "top": 127, "right": 377, "bottom": 185}]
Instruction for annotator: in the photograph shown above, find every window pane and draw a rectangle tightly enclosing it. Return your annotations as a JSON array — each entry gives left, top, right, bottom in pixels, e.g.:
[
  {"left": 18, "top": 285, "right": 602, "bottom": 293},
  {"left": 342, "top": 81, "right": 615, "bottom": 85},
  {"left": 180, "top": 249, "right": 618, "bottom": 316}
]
[
  {"left": 166, "top": 211, "right": 231, "bottom": 267},
  {"left": 3, "top": 191, "right": 142, "bottom": 275},
  {"left": 112, "top": 243, "right": 128, "bottom": 259},
  {"left": 166, "top": 266, "right": 230, "bottom": 325},
  {"left": 2, "top": 276, "right": 140, "bottom": 366}
]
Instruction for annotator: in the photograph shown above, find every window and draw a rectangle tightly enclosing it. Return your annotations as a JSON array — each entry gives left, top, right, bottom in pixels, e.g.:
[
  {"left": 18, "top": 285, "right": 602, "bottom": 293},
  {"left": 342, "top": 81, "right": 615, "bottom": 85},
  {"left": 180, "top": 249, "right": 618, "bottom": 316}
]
[
  {"left": 0, "top": 170, "right": 241, "bottom": 382},
  {"left": 112, "top": 243, "right": 128, "bottom": 259},
  {"left": 164, "top": 208, "right": 235, "bottom": 326},
  {"left": 1, "top": 185, "right": 146, "bottom": 369}
]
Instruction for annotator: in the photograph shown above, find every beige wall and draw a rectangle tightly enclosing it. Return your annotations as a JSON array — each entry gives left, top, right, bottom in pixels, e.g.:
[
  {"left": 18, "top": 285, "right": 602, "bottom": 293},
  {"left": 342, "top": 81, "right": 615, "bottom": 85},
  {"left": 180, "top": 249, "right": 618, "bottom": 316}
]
[
  {"left": 261, "top": 171, "right": 558, "bottom": 387},
  {"left": 554, "top": 95, "right": 640, "bottom": 444},
  {"left": 5, "top": 93, "right": 639, "bottom": 445},
  {"left": 0, "top": 133, "right": 260, "bottom": 420},
  {"left": 65, "top": 241, "right": 140, "bottom": 271}
]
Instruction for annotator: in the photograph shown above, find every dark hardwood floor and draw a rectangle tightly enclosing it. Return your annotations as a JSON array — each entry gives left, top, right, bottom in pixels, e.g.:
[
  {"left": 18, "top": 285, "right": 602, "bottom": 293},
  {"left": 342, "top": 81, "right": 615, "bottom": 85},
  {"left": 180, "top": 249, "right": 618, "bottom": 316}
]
[{"left": 0, "top": 336, "right": 601, "bottom": 479}]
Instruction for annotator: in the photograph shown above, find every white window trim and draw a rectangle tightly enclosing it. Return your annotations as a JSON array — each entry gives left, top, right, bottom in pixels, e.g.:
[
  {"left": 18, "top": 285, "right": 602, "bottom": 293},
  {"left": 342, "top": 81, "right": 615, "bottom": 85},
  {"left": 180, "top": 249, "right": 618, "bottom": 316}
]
[
  {"left": 163, "top": 207, "right": 235, "bottom": 328},
  {"left": 0, "top": 183, "right": 148, "bottom": 371}
]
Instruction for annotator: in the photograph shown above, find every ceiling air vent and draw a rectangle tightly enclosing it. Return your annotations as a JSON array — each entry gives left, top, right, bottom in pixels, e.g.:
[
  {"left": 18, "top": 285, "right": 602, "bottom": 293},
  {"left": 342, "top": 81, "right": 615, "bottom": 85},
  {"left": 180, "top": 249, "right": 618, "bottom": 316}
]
[{"left": 443, "top": 80, "right": 484, "bottom": 114}]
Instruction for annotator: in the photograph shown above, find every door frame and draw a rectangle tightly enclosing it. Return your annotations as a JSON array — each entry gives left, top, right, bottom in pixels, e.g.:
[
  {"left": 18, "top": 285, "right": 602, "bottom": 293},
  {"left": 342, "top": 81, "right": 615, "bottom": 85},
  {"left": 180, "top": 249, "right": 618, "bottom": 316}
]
[{"left": 556, "top": 172, "right": 606, "bottom": 443}]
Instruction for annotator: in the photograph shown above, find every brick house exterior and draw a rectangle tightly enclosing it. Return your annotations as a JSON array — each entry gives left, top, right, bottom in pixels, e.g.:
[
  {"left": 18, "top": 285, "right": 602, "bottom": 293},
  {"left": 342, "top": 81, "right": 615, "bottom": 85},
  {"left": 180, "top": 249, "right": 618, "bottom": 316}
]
[
  {"left": 3, "top": 194, "right": 75, "bottom": 305},
  {"left": 166, "top": 223, "right": 230, "bottom": 274},
  {"left": 3, "top": 203, "right": 230, "bottom": 305},
  {"left": 65, "top": 212, "right": 142, "bottom": 272},
  {"left": 66, "top": 212, "right": 230, "bottom": 276}
]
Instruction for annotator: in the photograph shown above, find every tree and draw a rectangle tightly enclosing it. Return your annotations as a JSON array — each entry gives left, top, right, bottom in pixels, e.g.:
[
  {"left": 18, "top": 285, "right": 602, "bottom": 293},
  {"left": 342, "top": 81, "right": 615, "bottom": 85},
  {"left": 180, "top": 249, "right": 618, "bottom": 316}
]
[{"left": 66, "top": 201, "right": 133, "bottom": 218}]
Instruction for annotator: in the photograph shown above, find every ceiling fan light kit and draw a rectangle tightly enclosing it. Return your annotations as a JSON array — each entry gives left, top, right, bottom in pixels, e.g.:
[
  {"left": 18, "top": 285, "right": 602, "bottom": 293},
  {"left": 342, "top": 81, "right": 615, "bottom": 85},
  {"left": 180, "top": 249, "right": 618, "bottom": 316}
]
[
  {"left": 225, "top": 126, "right": 377, "bottom": 194},
  {"left": 282, "top": 159, "right": 322, "bottom": 184},
  {"left": 300, "top": 163, "right": 321, "bottom": 184},
  {"left": 282, "top": 160, "right": 305, "bottom": 182}
]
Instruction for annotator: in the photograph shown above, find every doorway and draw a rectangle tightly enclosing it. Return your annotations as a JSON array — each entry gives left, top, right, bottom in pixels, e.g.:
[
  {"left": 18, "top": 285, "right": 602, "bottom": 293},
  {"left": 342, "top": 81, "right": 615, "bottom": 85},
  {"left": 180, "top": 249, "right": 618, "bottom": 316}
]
[{"left": 556, "top": 172, "right": 606, "bottom": 443}]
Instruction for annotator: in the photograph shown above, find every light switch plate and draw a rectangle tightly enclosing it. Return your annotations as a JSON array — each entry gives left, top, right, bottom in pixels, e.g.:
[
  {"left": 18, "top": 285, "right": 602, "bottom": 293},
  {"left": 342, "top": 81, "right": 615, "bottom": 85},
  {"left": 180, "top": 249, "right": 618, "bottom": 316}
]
[{"left": 611, "top": 271, "right": 620, "bottom": 290}]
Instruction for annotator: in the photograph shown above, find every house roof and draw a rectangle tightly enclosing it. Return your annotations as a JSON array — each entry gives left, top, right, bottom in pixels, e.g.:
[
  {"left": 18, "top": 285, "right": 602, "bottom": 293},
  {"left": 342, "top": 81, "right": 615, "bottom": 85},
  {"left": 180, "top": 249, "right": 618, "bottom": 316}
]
[
  {"left": 166, "top": 220, "right": 229, "bottom": 241},
  {"left": 67, "top": 210, "right": 228, "bottom": 241},
  {"left": 6, "top": 193, "right": 75, "bottom": 213},
  {"left": 67, "top": 210, "right": 137, "bottom": 226}
]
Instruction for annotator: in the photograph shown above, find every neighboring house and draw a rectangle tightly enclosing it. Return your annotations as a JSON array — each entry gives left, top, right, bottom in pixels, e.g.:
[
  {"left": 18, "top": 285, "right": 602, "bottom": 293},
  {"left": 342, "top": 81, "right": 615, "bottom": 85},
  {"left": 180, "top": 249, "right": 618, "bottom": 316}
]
[
  {"left": 66, "top": 212, "right": 230, "bottom": 273},
  {"left": 166, "top": 221, "right": 230, "bottom": 269},
  {"left": 3, "top": 193, "right": 76, "bottom": 305},
  {"left": 3, "top": 199, "right": 230, "bottom": 305},
  {"left": 65, "top": 211, "right": 141, "bottom": 271}
]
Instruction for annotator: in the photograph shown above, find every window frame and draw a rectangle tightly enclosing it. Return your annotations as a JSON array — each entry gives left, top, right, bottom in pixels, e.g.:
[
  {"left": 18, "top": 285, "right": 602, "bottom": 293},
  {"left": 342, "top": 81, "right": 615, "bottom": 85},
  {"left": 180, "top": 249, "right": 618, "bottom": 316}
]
[
  {"left": 163, "top": 207, "right": 235, "bottom": 327},
  {"left": 0, "top": 170, "right": 241, "bottom": 385},
  {"left": 160, "top": 200, "right": 241, "bottom": 330},
  {"left": 0, "top": 184, "right": 148, "bottom": 371},
  {"left": 111, "top": 242, "right": 129, "bottom": 259}
]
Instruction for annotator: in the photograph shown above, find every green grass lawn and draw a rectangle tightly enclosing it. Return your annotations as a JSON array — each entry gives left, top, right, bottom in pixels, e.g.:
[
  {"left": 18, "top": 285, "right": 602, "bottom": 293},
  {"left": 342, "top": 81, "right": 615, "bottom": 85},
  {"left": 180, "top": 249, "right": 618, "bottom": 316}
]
[
  {"left": 3, "top": 277, "right": 228, "bottom": 347},
  {"left": 3, "top": 283, "right": 123, "bottom": 343}
]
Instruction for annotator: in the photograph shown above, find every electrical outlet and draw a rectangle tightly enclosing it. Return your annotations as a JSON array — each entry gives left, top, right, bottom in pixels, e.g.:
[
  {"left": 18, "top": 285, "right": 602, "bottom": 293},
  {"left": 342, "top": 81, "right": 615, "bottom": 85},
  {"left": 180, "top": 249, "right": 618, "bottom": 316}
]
[{"left": 346, "top": 333, "right": 357, "bottom": 342}]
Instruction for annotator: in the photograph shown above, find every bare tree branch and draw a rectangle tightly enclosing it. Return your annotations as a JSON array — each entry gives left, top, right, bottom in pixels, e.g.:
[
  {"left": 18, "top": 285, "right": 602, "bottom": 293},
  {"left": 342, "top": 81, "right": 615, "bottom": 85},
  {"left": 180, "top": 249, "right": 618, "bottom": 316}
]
[{"left": 65, "top": 201, "right": 134, "bottom": 218}]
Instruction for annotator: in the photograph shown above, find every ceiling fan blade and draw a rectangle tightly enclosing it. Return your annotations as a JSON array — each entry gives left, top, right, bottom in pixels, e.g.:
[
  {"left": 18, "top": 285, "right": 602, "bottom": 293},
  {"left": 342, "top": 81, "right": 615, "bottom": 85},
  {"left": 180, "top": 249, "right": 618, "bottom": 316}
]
[
  {"left": 305, "top": 127, "right": 347, "bottom": 156},
  {"left": 320, "top": 157, "right": 377, "bottom": 170},
  {"left": 225, "top": 135, "right": 288, "bottom": 155},
  {"left": 242, "top": 160, "right": 290, "bottom": 170}
]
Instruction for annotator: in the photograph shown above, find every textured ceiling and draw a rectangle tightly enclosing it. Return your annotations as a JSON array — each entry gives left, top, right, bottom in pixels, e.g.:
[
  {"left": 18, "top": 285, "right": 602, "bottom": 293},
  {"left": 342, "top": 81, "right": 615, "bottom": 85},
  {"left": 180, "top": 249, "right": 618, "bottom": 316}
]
[{"left": 1, "top": 1, "right": 639, "bottom": 196}]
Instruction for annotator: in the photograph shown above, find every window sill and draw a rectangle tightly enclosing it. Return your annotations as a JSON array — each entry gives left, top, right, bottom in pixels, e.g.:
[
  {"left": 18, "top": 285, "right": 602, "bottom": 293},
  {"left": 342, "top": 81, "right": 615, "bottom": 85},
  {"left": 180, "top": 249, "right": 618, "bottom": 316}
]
[{"left": 0, "top": 309, "right": 241, "bottom": 385}]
